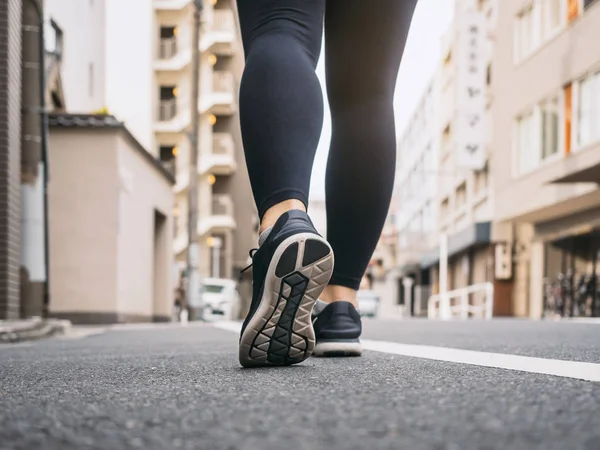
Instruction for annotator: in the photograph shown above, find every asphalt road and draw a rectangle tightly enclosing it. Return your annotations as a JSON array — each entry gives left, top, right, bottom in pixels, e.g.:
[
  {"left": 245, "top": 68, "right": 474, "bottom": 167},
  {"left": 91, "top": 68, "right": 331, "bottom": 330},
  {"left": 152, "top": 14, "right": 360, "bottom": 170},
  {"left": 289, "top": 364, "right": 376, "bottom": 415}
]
[{"left": 1, "top": 319, "right": 600, "bottom": 450}]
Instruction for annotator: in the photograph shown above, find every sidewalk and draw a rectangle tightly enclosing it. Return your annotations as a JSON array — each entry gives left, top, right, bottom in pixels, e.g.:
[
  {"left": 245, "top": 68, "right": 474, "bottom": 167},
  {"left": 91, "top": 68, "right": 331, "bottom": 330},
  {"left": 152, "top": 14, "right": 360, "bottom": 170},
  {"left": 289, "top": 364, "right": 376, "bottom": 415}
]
[{"left": 0, "top": 317, "right": 72, "bottom": 344}]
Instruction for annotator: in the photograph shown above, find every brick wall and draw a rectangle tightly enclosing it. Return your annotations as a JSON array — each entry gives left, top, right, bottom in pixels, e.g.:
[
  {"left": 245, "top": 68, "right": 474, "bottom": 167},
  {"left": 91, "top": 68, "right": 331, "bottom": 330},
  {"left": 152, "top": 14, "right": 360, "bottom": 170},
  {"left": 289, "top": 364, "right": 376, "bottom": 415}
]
[{"left": 0, "top": 0, "right": 22, "bottom": 319}]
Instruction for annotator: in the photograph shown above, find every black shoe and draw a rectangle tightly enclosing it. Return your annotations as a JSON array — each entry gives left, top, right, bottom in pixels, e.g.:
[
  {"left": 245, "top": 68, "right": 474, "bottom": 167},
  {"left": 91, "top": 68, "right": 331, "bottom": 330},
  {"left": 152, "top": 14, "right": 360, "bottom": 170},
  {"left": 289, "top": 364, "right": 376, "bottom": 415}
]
[
  {"left": 312, "top": 300, "right": 362, "bottom": 357},
  {"left": 238, "top": 210, "right": 334, "bottom": 368}
]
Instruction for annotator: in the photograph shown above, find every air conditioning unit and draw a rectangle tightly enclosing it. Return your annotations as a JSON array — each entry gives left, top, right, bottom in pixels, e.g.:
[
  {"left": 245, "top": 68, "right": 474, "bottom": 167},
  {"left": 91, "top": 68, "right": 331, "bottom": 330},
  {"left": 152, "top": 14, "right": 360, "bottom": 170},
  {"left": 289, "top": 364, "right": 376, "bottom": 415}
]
[{"left": 494, "top": 242, "right": 512, "bottom": 280}]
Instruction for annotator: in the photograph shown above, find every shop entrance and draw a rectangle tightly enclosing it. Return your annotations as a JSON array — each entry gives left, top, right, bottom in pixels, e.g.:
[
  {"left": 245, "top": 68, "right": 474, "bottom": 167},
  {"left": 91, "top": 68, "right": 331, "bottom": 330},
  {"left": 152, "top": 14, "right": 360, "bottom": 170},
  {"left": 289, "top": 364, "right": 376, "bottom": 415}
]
[{"left": 543, "top": 229, "right": 600, "bottom": 318}]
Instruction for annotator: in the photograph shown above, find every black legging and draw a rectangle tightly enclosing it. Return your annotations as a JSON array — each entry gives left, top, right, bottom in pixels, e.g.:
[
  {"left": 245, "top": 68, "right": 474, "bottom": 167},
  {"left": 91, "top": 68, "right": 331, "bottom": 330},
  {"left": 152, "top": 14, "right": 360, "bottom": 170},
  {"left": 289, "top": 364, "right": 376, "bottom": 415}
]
[{"left": 237, "top": 0, "right": 418, "bottom": 290}]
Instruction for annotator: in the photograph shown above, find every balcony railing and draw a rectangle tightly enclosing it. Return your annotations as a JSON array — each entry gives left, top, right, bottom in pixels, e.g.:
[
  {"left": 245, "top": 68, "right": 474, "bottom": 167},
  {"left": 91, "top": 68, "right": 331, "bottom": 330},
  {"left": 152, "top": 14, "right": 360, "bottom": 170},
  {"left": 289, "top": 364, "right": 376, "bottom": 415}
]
[
  {"left": 212, "top": 71, "right": 234, "bottom": 94},
  {"left": 161, "top": 159, "right": 176, "bottom": 178},
  {"left": 158, "top": 37, "right": 177, "bottom": 59},
  {"left": 212, "top": 9, "right": 235, "bottom": 33},
  {"left": 212, "top": 194, "right": 233, "bottom": 216},
  {"left": 159, "top": 98, "right": 177, "bottom": 121}
]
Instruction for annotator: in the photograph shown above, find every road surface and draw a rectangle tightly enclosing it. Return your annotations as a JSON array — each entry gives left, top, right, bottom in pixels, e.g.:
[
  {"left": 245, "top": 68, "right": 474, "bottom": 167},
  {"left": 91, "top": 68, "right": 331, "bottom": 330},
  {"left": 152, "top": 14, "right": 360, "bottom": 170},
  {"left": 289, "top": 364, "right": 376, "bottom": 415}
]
[{"left": 1, "top": 319, "right": 599, "bottom": 450}]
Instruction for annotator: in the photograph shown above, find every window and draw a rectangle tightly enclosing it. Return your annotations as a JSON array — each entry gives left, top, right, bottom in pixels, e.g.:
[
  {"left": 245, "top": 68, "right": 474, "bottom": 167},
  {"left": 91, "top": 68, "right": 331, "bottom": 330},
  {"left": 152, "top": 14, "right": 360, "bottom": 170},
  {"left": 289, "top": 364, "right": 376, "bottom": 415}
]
[
  {"left": 578, "top": 72, "right": 600, "bottom": 148},
  {"left": 514, "top": 5, "right": 535, "bottom": 61},
  {"left": 541, "top": 95, "right": 560, "bottom": 159},
  {"left": 515, "top": 0, "right": 565, "bottom": 63},
  {"left": 516, "top": 111, "right": 537, "bottom": 174},
  {"left": 455, "top": 183, "right": 467, "bottom": 209},
  {"left": 542, "top": 0, "right": 563, "bottom": 37}
]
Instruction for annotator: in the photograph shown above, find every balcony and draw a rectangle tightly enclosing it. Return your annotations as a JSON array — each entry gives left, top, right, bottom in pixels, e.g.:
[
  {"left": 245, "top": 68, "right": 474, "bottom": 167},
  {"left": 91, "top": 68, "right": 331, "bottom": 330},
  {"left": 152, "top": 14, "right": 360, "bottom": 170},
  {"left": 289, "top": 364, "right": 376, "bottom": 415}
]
[
  {"left": 198, "top": 194, "right": 236, "bottom": 235},
  {"left": 200, "top": 9, "right": 236, "bottom": 55},
  {"left": 153, "top": 0, "right": 190, "bottom": 11},
  {"left": 199, "top": 132, "right": 236, "bottom": 175},
  {"left": 202, "top": 71, "right": 235, "bottom": 115},
  {"left": 155, "top": 98, "right": 190, "bottom": 133},
  {"left": 154, "top": 36, "right": 192, "bottom": 71}
]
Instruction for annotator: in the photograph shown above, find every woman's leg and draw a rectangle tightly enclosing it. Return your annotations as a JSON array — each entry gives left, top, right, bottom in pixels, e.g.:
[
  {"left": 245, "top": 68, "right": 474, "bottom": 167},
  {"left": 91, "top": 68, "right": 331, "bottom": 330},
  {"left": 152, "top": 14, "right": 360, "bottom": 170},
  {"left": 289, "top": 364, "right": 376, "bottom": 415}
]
[
  {"left": 236, "top": 0, "right": 325, "bottom": 231},
  {"left": 322, "top": 0, "right": 418, "bottom": 305}
]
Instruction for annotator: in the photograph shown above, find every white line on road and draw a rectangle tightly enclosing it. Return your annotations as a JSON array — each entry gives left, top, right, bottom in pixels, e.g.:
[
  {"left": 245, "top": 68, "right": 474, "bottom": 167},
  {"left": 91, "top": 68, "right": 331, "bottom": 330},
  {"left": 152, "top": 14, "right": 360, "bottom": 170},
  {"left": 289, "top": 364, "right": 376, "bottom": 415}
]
[{"left": 212, "top": 321, "right": 600, "bottom": 382}]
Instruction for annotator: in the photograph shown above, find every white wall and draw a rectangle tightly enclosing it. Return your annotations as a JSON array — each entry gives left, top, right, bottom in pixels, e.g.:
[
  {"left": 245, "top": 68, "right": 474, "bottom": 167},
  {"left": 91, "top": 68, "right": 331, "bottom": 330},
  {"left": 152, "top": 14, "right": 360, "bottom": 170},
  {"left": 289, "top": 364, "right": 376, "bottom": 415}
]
[
  {"left": 105, "top": 0, "right": 154, "bottom": 150},
  {"left": 45, "top": 0, "right": 107, "bottom": 112}
]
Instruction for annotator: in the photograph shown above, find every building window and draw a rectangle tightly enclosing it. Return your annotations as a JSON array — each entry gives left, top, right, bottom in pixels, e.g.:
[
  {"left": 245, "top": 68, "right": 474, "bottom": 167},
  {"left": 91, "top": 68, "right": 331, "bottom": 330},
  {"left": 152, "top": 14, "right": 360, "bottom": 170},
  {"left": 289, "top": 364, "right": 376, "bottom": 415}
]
[
  {"left": 541, "top": 95, "right": 560, "bottom": 160},
  {"left": 516, "top": 110, "right": 537, "bottom": 174},
  {"left": 515, "top": 0, "right": 565, "bottom": 63},
  {"left": 514, "top": 4, "right": 535, "bottom": 61},
  {"left": 578, "top": 72, "right": 600, "bottom": 148},
  {"left": 159, "top": 145, "right": 177, "bottom": 177},
  {"left": 455, "top": 182, "right": 467, "bottom": 210},
  {"left": 542, "top": 0, "right": 563, "bottom": 37}
]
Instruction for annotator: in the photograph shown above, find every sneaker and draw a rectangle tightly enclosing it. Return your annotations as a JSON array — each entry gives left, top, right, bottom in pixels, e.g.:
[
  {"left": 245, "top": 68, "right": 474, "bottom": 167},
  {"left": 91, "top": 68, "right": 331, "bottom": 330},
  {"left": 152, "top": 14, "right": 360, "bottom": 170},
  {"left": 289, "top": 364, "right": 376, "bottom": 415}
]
[
  {"left": 312, "top": 300, "right": 362, "bottom": 357},
  {"left": 238, "top": 210, "right": 334, "bottom": 368}
]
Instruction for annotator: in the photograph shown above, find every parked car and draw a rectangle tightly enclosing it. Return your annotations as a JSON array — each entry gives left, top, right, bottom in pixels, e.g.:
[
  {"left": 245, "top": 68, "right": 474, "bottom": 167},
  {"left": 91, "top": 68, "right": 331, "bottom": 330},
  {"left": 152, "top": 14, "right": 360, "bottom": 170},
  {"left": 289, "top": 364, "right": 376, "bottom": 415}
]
[
  {"left": 199, "top": 278, "right": 240, "bottom": 318},
  {"left": 357, "top": 290, "right": 380, "bottom": 318}
]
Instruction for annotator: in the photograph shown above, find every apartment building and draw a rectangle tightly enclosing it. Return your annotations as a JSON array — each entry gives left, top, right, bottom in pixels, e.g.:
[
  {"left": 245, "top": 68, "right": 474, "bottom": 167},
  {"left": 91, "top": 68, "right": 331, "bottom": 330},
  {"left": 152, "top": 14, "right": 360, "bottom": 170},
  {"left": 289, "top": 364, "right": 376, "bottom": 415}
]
[
  {"left": 45, "top": 0, "right": 257, "bottom": 287},
  {"left": 410, "top": 0, "right": 507, "bottom": 315},
  {"left": 492, "top": 0, "right": 600, "bottom": 318},
  {"left": 394, "top": 79, "right": 440, "bottom": 315}
]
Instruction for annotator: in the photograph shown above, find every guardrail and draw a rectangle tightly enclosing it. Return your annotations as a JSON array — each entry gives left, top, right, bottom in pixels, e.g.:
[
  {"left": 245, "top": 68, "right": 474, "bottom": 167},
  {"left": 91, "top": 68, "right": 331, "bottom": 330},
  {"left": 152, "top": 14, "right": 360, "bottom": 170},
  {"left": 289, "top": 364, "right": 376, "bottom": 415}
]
[{"left": 428, "top": 282, "right": 494, "bottom": 320}]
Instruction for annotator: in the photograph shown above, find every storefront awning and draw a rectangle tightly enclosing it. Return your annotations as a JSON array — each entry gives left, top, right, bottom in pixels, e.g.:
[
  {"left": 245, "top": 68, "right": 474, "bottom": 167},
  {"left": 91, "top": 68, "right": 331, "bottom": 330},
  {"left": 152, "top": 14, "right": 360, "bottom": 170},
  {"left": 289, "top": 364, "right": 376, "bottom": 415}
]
[{"left": 420, "top": 221, "right": 492, "bottom": 269}]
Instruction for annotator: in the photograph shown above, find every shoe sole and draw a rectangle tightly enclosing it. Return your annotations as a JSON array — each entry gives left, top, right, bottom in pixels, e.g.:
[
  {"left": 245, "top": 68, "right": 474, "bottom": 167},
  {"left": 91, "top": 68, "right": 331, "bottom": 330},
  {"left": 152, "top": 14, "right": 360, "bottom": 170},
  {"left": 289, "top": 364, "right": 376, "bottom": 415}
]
[
  {"left": 239, "top": 233, "right": 334, "bottom": 368},
  {"left": 312, "top": 340, "right": 363, "bottom": 357}
]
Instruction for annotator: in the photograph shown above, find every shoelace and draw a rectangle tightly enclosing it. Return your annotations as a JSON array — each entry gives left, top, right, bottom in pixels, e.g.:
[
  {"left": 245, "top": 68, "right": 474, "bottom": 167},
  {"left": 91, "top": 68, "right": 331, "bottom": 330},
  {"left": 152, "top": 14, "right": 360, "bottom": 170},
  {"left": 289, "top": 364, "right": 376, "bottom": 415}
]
[{"left": 240, "top": 248, "right": 258, "bottom": 274}]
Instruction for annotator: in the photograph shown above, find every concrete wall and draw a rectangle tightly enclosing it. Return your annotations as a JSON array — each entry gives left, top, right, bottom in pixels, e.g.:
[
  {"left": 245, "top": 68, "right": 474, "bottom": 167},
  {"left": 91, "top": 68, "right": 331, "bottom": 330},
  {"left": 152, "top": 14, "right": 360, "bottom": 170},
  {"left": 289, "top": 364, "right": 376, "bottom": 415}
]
[
  {"left": 0, "top": 0, "right": 22, "bottom": 319},
  {"left": 115, "top": 132, "right": 174, "bottom": 320},
  {"left": 48, "top": 126, "right": 174, "bottom": 323},
  {"left": 48, "top": 131, "right": 119, "bottom": 317}
]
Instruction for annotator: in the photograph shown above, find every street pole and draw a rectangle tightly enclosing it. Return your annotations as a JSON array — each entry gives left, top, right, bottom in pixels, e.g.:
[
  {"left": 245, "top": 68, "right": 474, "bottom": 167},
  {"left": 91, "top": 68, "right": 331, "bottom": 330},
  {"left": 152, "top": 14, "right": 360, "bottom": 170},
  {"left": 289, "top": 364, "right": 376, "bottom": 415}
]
[
  {"left": 186, "top": 0, "right": 203, "bottom": 321},
  {"left": 439, "top": 232, "right": 450, "bottom": 320}
]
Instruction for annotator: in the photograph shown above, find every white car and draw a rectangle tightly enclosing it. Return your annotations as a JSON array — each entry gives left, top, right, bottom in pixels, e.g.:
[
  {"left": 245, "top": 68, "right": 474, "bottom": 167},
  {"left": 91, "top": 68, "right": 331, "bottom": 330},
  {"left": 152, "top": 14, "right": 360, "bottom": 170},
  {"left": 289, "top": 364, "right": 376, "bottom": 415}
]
[
  {"left": 357, "top": 290, "right": 380, "bottom": 318},
  {"left": 199, "top": 278, "right": 239, "bottom": 318}
]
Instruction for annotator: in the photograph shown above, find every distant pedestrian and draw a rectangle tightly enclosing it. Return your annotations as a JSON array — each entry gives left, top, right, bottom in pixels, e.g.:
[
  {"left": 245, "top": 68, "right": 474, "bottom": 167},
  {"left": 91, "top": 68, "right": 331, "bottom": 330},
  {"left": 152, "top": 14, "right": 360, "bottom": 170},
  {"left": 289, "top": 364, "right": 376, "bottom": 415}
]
[{"left": 236, "top": 0, "right": 418, "bottom": 367}]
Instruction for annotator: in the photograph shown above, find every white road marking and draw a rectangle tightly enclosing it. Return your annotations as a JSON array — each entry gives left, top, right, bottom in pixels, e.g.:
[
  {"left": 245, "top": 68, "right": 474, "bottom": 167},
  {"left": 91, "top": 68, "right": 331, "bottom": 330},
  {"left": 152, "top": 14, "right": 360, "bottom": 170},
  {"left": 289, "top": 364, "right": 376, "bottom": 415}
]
[{"left": 212, "top": 321, "right": 600, "bottom": 382}]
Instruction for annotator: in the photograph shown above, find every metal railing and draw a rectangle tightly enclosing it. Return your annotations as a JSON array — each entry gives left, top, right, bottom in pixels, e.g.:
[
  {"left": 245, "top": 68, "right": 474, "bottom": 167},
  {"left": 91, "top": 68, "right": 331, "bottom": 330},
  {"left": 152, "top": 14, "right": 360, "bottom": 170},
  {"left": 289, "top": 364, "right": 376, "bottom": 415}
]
[
  {"left": 428, "top": 282, "right": 494, "bottom": 320},
  {"left": 159, "top": 98, "right": 177, "bottom": 121},
  {"left": 211, "top": 194, "right": 233, "bottom": 216},
  {"left": 158, "top": 37, "right": 177, "bottom": 59}
]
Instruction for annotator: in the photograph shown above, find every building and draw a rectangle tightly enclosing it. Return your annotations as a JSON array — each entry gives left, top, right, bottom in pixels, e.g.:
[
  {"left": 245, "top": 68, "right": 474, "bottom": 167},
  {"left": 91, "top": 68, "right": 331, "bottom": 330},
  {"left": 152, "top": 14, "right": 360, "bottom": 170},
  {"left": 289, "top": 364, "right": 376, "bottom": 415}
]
[
  {"left": 394, "top": 78, "right": 440, "bottom": 315},
  {"left": 0, "top": 0, "right": 22, "bottom": 319},
  {"left": 409, "top": 0, "right": 504, "bottom": 317},
  {"left": 47, "top": 113, "right": 175, "bottom": 324},
  {"left": 491, "top": 0, "right": 600, "bottom": 318},
  {"left": 44, "top": 0, "right": 257, "bottom": 287}
]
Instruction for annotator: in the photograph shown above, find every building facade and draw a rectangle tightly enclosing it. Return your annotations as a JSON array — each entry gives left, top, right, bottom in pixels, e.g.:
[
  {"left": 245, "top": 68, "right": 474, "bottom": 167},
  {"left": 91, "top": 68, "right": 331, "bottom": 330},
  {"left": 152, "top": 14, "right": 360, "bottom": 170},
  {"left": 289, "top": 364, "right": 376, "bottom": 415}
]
[
  {"left": 394, "top": 78, "right": 440, "bottom": 315},
  {"left": 44, "top": 0, "right": 257, "bottom": 288},
  {"left": 47, "top": 114, "right": 175, "bottom": 324},
  {"left": 491, "top": 0, "right": 600, "bottom": 318}
]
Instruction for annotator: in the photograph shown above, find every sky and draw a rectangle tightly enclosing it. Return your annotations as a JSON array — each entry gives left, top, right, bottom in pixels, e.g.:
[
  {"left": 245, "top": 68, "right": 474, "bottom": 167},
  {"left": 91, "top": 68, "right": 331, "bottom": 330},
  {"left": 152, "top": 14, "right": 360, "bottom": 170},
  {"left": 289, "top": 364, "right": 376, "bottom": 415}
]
[{"left": 309, "top": 0, "right": 455, "bottom": 201}]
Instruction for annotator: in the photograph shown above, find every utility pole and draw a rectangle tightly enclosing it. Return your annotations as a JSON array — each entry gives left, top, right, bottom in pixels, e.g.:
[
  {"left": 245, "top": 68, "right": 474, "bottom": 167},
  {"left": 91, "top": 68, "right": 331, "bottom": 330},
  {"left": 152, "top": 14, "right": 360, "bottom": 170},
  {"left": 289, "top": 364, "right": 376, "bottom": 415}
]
[{"left": 186, "top": 0, "right": 203, "bottom": 321}]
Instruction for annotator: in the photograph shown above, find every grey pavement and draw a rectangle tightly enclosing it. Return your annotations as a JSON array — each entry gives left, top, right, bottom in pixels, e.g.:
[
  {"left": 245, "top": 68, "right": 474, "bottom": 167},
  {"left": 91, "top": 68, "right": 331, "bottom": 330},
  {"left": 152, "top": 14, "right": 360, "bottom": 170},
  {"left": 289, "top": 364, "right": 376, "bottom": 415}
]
[{"left": 1, "top": 320, "right": 600, "bottom": 450}]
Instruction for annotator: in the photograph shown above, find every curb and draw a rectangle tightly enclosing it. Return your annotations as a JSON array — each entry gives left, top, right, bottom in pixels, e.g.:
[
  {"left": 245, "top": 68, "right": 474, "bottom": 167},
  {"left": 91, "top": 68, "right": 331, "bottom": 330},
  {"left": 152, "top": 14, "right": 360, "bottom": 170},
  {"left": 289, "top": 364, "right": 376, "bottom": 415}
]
[{"left": 0, "top": 317, "right": 72, "bottom": 344}]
